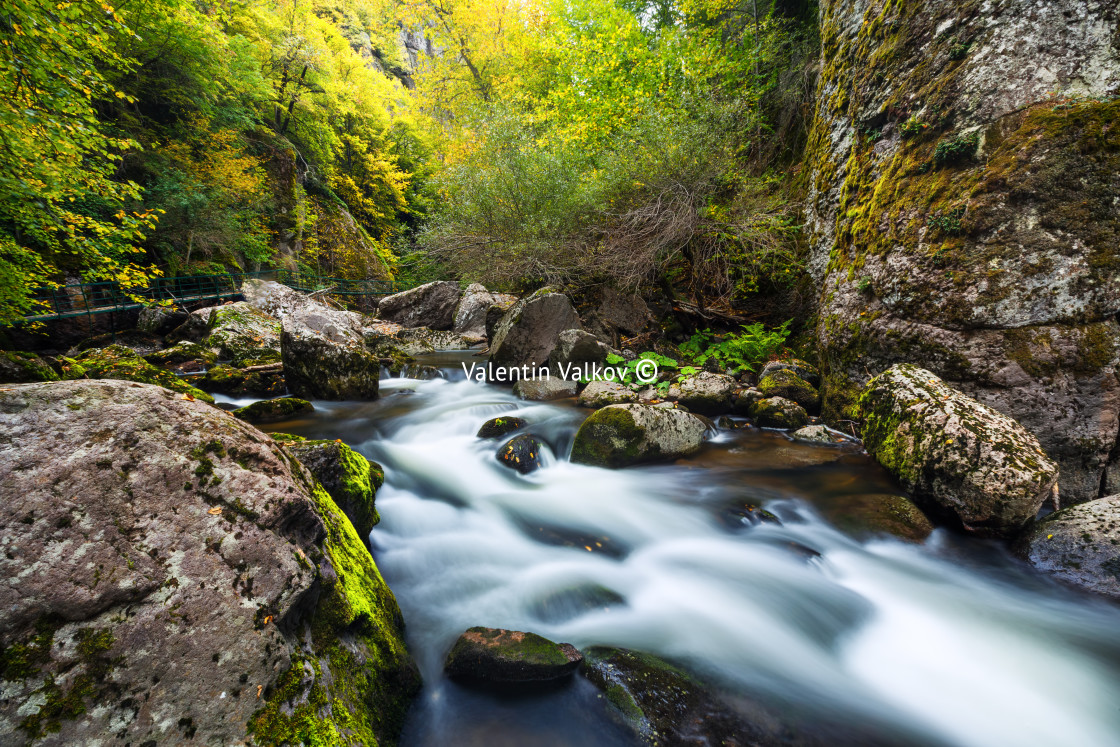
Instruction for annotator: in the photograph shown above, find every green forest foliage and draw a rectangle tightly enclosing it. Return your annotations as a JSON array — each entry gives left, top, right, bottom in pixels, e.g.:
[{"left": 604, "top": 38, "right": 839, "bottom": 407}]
[{"left": 0, "top": 0, "right": 817, "bottom": 325}]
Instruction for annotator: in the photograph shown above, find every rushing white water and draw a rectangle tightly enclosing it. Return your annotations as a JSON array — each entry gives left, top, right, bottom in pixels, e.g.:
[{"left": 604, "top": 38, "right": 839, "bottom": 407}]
[{"left": 283, "top": 369, "right": 1120, "bottom": 747}]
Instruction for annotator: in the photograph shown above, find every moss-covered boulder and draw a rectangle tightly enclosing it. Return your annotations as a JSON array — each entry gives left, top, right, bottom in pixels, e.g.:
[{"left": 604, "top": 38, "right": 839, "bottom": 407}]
[
  {"left": 445, "top": 627, "right": 582, "bottom": 684},
  {"left": 578, "top": 380, "right": 638, "bottom": 408},
  {"left": 0, "top": 351, "right": 59, "bottom": 384},
  {"left": 759, "top": 358, "right": 820, "bottom": 389},
  {"left": 0, "top": 380, "right": 418, "bottom": 745},
  {"left": 757, "top": 368, "right": 820, "bottom": 412},
  {"left": 205, "top": 302, "right": 282, "bottom": 366},
  {"left": 808, "top": 0, "right": 1120, "bottom": 504},
  {"left": 281, "top": 307, "right": 380, "bottom": 400},
  {"left": 731, "top": 387, "right": 764, "bottom": 415},
  {"left": 58, "top": 344, "right": 214, "bottom": 404},
  {"left": 199, "top": 363, "right": 285, "bottom": 397},
  {"left": 477, "top": 416, "right": 527, "bottom": 439},
  {"left": 860, "top": 364, "right": 1059, "bottom": 537},
  {"left": 818, "top": 493, "right": 934, "bottom": 542},
  {"left": 1017, "top": 494, "right": 1120, "bottom": 601},
  {"left": 749, "top": 397, "right": 809, "bottom": 430},
  {"left": 232, "top": 397, "right": 314, "bottom": 424},
  {"left": 570, "top": 403, "right": 708, "bottom": 468},
  {"left": 144, "top": 341, "right": 218, "bottom": 370},
  {"left": 286, "top": 439, "right": 383, "bottom": 549},
  {"left": 496, "top": 434, "right": 545, "bottom": 474},
  {"left": 675, "top": 372, "right": 736, "bottom": 415}
]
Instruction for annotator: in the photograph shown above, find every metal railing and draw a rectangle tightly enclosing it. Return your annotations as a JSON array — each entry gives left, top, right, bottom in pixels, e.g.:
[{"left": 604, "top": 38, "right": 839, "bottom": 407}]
[{"left": 19, "top": 270, "right": 407, "bottom": 323}]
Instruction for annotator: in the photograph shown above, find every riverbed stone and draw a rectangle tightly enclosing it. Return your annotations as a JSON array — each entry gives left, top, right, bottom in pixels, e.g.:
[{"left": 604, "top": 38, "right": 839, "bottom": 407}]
[
  {"left": 489, "top": 289, "right": 582, "bottom": 370},
  {"left": 200, "top": 362, "right": 286, "bottom": 397},
  {"left": 378, "top": 280, "right": 462, "bottom": 330},
  {"left": 57, "top": 344, "right": 214, "bottom": 403},
  {"left": 757, "top": 368, "right": 820, "bottom": 412},
  {"left": 166, "top": 305, "right": 219, "bottom": 343},
  {"left": 240, "top": 278, "right": 323, "bottom": 319},
  {"left": 0, "top": 380, "right": 418, "bottom": 746},
  {"left": 287, "top": 438, "right": 383, "bottom": 548},
  {"left": 859, "top": 364, "right": 1059, "bottom": 537},
  {"left": 281, "top": 307, "right": 380, "bottom": 400},
  {"left": 578, "top": 380, "right": 638, "bottom": 408},
  {"left": 750, "top": 397, "right": 809, "bottom": 430},
  {"left": 232, "top": 397, "right": 314, "bottom": 424},
  {"left": 496, "top": 434, "right": 545, "bottom": 474},
  {"left": 791, "top": 425, "right": 847, "bottom": 445},
  {"left": 1017, "top": 494, "right": 1120, "bottom": 601},
  {"left": 478, "top": 416, "right": 527, "bottom": 439},
  {"left": 445, "top": 627, "right": 582, "bottom": 683},
  {"left": 512, "top": 377, "right": 578, "bottom": 401},
  {"left": 675, "top": 372, "right": 736, "bottom": 415},
  {"left": 732, "top": 387, "right": 764, "bottom": 415},
  {"left": 818, "top": 493, "right": 935, "bottom": 542},
  {"left": 550, "top": 328, "right": 612, "bottom": 372},
  {"left": 570, "top": 403, "right": 708, "bottom": 468}
]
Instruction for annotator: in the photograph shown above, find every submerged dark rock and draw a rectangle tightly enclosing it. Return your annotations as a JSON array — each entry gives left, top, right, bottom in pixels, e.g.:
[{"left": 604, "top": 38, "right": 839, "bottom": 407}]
[
  {"left": 478, "top": 416, "right": 528, "bottom": 439},
  {"left": 445, "top": 627, "right": 582, "bottom": 683},
  {"left": 232, "top": 396, "right": 313, "bottom": 424},
  {"left": 496, "top": 434, "right": 544, "bottom": 474}
]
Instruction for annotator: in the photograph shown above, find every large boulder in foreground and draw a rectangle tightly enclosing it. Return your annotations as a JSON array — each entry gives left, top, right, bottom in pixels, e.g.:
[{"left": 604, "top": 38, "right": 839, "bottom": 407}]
[
  {"left": 281, "top": 307, "right": 380, "bottom": 400},
  {"left": 570, "top": 404, "right": 708, "bottom": 468},
  {"left": 489, "top": 289, "right": 582, "bottom": 370},
  {"left": 0, "top": 380, "right": 418, "bottom": 746},
  {"left": 287, "top": 438, "right": 383, "bottom": 549},
  {"left": 1017, "top": 495, "right": 1120, "bottom": 601},
  {"left": 377, "top": 280, "right": 462, "bottom": 330},
  {"left": 445, "top": 627, "right": 582, "bottom": 684},
  {"left": 859, "top": 364, "right": 1059, "bottom": 537}
]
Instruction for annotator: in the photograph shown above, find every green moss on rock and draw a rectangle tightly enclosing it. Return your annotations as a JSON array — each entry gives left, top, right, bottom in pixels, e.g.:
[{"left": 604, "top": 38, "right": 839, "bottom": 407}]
[
  {"left": 58, "top": 345, "right": 214, "bottom": 403},
  {"left": 0, "top": 351, "right": 59, "bottom": 384},
  {"left": 287, "top": 440, "right": 381, "bottom": 547},
  {"left": 233, "top": 397, "right": 314, "bottom": 424}
]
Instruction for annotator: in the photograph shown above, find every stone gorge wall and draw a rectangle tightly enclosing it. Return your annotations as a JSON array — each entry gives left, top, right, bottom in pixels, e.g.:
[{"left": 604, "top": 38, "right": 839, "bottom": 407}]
[{"left": 807, "top": 0, "right": 1120, "bottom": 503}]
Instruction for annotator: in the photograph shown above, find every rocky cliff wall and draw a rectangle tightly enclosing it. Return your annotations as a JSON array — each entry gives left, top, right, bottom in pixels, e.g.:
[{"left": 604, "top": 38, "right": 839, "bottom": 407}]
[{"left": 807, "top": 0, "right": 1120, "bottom": 503}]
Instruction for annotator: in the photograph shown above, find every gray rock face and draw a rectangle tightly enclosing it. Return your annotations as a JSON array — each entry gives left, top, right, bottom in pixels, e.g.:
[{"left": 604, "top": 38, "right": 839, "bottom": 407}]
[
  {"left": 578, "top": 380, "right": 638, "bottom": 408},
  {"left": 166, "top": 305, "right": 220, "bottom": 343},
  {"left": 281, "top": 307, "right": 380, "bottom": 399},
  {"left": 675, "top": 372, "right": 737, "bottom": 415},
  {"left": 0, "top": 380, "right": 416, "bottom": 746},
  {"left": 240, "top": 278, "right": 323, "bottom": 319},
  {"left": 549, "top": 328, "right": 612, "bottom": 373},
  {"left": 1018, "top": 494, "right": 1120, "bottom": 601},
  {"left": 860, "top": 365, "right": 1059, "bottom": 537},
  {"left": 445, "top": 628, "right": 582, "bottom": 683},
  {"left": 489, "top": 290, "right": 582, "bottom": 370},
  {"left": 570, "top": 404, "right": 708, "bottom": 468},
  {"left": 453, "top": 283, "right": 516, "bottom": 342},
  {"left": 377, "top": 280, "right": 462, "bottom": 330},
  {"left": 808, "top": 0, "right": 1120, "bottom": 504},
  {"left": 512, "top": 377, "right": 578, "bottom": 401},
  {"left": 392, "top": 326, "right": 470, "bottom": 354}
]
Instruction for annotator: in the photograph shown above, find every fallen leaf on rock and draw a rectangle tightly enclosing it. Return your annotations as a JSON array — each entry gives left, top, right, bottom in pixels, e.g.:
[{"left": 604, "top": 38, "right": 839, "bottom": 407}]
[
  {"left": 208, "top": 506, "right": 222, "bottom": 515},
  {"left": 182, "top": 393, "right": 195, "bottom": 401}
]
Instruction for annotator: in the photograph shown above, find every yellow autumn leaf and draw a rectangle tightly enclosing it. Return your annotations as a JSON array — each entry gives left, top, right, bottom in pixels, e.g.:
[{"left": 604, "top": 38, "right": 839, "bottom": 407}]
[{"left": 208, "top": 506, "right": 222, "bottom": 515}]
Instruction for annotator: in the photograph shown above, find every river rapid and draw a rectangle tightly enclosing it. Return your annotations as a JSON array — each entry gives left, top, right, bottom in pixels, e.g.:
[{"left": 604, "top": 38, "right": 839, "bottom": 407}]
[{"left": 246, "top": 353, "right": 1120, "bottom": 747}]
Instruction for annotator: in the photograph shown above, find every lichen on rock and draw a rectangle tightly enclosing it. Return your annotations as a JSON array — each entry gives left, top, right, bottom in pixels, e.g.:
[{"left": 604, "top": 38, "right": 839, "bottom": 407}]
[
  {"left": 859, "top": 364, "right": 1059, "bottom": 537},
  {"left": 570, "top": 403, "right": 708, "bottom": 468}
]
